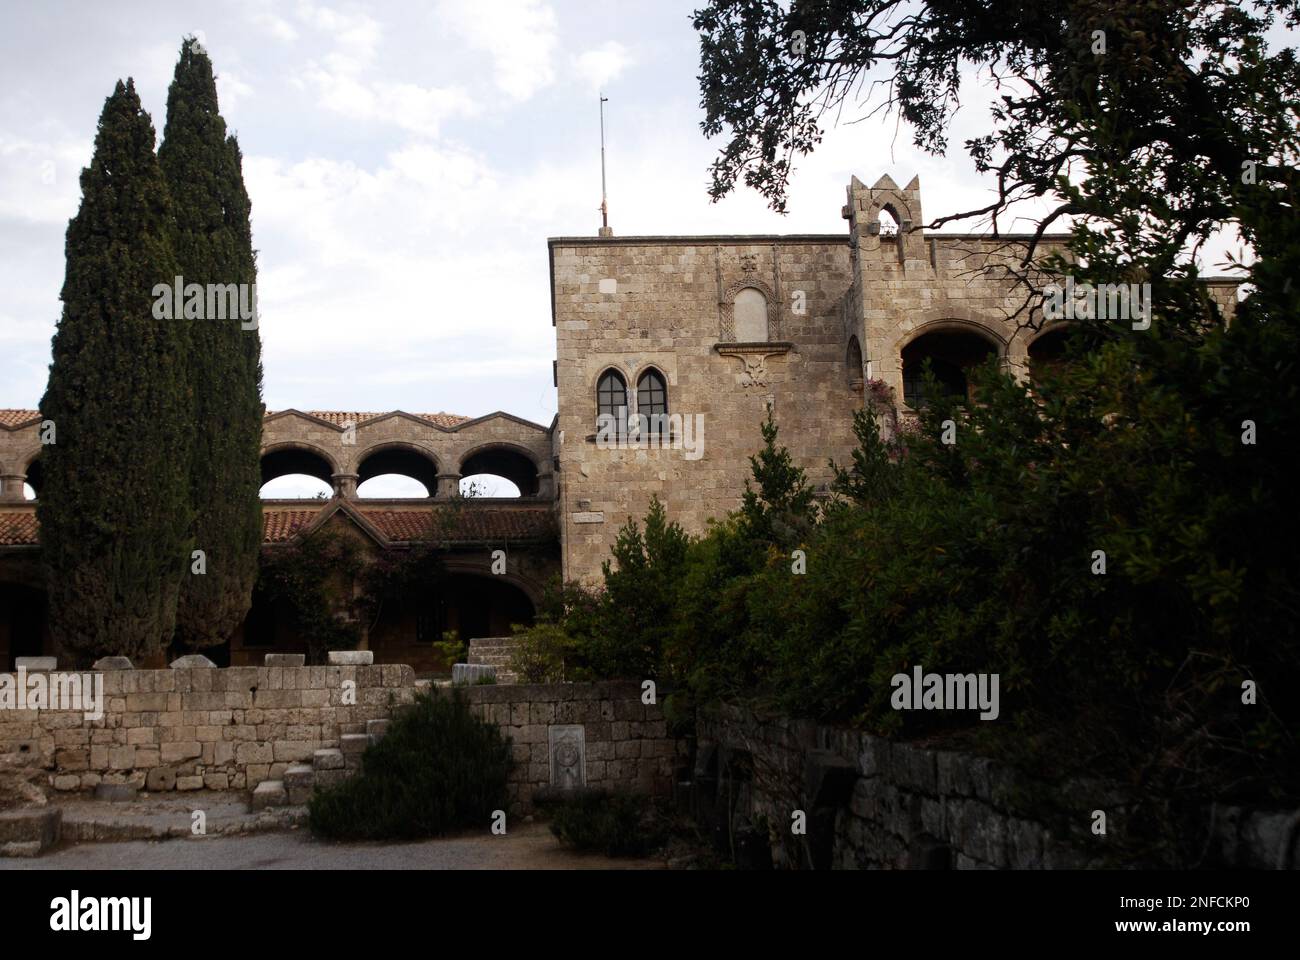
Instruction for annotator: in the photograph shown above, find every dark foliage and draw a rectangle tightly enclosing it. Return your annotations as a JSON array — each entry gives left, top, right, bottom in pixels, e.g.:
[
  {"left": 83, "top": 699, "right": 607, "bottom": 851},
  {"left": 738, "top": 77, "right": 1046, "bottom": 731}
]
[{"left": 309, "top": 689, "right": 513, "bottom": 840}]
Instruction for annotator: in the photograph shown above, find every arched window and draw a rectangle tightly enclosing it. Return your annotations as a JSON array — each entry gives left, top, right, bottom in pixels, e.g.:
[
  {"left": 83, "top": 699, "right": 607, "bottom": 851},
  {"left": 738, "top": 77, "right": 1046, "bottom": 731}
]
[
  {"left": 901, "top": 328, "right": 998, "bottom": 409},
  {"left": 596, "top": 369, "right": 627, "bottom": 435},
  {"left": 637, "top": 369, "right": 668, "bottom": 439},
  {"left": 733, "top": 288, "right": 769, "bottom": 342}
]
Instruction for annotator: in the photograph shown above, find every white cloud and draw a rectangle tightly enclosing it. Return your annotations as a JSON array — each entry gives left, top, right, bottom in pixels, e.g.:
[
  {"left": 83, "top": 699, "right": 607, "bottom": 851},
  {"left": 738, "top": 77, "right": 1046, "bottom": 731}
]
[
  {"left": 294, "top": 1, "right": 381, "bottom": 68},
  {"left": 247, "top": 2, "right": 299, "bottom": 42},
  {"left": 302, "top": 65, "right": 475, "bottom": 136},
  {"left": 573, "top": 41, "right": 632, "bottom": 92},
  {"left": 216, "top": 72, "right": 254, "bottom": 112},
  {"left": 436, "top": 0, "right": 558, "bottom": 102},
  {"left": 0, "top": 134, "right": 90, "bottom": 224}
]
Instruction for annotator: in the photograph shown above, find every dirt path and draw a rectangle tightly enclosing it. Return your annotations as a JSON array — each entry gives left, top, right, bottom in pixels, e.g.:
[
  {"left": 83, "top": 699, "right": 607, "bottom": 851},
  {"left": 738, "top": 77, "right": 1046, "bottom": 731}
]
[{"left": 0, "top": 820, "right": 667, "bottom": 870}]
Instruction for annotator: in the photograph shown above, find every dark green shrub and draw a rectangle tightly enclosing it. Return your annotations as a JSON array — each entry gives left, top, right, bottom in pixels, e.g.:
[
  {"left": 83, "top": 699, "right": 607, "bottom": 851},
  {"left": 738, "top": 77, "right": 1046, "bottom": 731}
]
[
  {"left": 309, "top": 689, "right": 512, "bottom": 840},
  {"left": 546, "top": 790, "right": 664, "bottom": 857}
]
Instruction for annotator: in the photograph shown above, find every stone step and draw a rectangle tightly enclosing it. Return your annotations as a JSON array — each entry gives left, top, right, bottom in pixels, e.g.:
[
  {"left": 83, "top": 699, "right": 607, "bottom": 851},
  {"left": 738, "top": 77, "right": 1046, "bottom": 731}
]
[
  {"left": 339, "top": 733, "right": 369, "bottom": 770},
  {"left": 313, "top": 748, "right": 345, "bottom": 771},
  {"left": 250, "top": 780, "right": 288, "bottom": 811},
  {"left": 283, "top": 764, "right": 315, "bottom": 805},
  {"left": 340, "top": 722, "right": 367, "bottom": 736},
  {"left": 452, "top": 663, "right": 497, "bottom": 685},
  {"left": 314, "top": 768, "right": 348, "bottom": 789}
]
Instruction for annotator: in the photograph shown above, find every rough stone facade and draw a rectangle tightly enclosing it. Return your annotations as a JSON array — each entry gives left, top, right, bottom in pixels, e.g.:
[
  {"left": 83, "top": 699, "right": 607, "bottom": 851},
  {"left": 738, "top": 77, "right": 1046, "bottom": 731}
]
[
  {"left": 549, "top": 174, "right": 1241, "bottom": 583},
  {"left": 0, "top": 661, "right": 416, "bottom": 795},
  {"left": 463, "top": 681, "right": 682, "bottom": 813},
  {"left": 696, "top": 706, "right": 1297, "bottom": 870}
]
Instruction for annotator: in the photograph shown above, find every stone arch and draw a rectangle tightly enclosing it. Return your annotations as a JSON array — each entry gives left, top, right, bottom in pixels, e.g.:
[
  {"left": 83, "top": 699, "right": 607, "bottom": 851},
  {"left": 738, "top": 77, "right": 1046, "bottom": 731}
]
[
  {"left": 1025, "top": 322, "right": 1077, "bottom": 382},
  {"left": 20, "top": 449, "right": 43, "bottom": 500},
  {"left": 900, "top": 322, "right": 1003, "bottom": 409},
  {"left": 356, "top": 442, "right": 440, "bottom": 499},
  {"left": 260, "top": 442, "right": 338, "bottom": 485},
  {"left": 458, "top": 442, "right": 542, "bottom": 498},
  {"left": 898, "top": 316, "right": 1008, "bottom": 356}
]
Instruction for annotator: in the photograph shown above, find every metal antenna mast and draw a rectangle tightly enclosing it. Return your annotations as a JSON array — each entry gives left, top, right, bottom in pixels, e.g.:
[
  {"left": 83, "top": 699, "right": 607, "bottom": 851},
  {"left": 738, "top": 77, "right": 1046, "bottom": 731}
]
[{"left": 598, "top": 94, "right": 612, "bottom": 236}]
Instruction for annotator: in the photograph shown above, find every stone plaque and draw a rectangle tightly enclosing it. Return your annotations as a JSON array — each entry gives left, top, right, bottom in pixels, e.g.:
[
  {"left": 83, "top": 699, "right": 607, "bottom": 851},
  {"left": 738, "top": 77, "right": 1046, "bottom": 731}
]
[{"left": 548, "top": 724, "right": 586, "bottom": 790}]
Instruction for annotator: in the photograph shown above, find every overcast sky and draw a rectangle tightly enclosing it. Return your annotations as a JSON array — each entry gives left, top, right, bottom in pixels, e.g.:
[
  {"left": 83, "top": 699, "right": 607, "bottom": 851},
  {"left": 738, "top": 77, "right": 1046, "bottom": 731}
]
[{"left": 1, "top": 0, "right": 1259, "bottom": 439}]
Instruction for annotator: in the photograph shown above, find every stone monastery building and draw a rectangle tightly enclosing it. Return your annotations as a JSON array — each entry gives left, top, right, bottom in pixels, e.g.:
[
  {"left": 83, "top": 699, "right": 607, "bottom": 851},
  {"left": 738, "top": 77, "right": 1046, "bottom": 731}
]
[{"left": 0, "top": 175, "right": 1240, "bottom": 671}]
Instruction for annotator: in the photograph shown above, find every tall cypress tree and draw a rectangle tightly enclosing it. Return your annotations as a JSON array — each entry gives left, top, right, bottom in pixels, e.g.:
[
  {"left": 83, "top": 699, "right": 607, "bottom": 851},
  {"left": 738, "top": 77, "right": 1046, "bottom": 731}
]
[
  {"left": 160, "top": 38, "right": 265, "bottom": 652},
  {"left": 38, "top": 79, "right": 193, "bottom": 666}
]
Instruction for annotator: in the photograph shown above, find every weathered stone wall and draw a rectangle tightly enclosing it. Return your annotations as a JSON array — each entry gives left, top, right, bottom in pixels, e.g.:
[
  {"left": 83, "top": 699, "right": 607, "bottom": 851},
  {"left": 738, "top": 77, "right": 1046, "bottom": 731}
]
[
  {"left": 550, "top": 235, "right": 861, "bottom": 584},
  {"left": 1, "top": 666, "right": 685, "bottom": 815},
  {"left": 463, "top": 681, "right": 684, "bottom": 813},
  {"left": 0, "top": 663, "right": 417, "bottom": 794},
  {"left": 697, "top": 706, "right": 1297, "bottom": 870}
]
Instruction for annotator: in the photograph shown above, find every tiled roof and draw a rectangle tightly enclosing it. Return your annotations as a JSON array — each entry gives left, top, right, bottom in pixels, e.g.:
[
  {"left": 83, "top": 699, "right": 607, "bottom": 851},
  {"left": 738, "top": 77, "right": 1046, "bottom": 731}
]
[
  {"left": 271, "top": 411, "right": 470, "bottom": 429},
  {"left": 0, "top": 512, "right": 38, "bottom": 545},
  {"left": 3, "top": 409, "right": 472, "bottom": 430},
  {"left": 0, "top": 503, "right": 555, "bottom": 548},
  {"left": 262, "top": 509, "right": 322, "bottom": 543},
  {"left": 363, "top": 505, "right": 556, "bottom": 542},
  {"left": 0, "top": 409, "right": 40, "bottom": 428}
]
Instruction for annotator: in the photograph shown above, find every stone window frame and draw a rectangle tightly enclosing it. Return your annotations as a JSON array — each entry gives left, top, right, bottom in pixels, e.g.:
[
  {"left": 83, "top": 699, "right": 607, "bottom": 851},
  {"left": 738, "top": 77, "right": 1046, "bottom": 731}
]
[
  {"left": 635, "top": 366, "right": 670, "bottom": 441},
  {"left": 721, "top": 278, "right": 779, "bottom": 343},
  {"left": 595, "top": 367, "right": 629, "bottom": 436}
]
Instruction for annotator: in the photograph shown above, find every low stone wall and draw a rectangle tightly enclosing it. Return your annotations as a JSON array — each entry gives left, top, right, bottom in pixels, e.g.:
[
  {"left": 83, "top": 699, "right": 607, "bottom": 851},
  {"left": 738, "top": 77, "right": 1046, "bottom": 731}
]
[
  {"left": 463, "top": 681, "right": 684, "bottom": 813},
  {"left": 1, "top": 663, "right": 687, "bottom": 816},
  {"left": 0, "top": 663, "right": 417, "bottom": 794},
  {"left": 696, "top": 706, "right": 1300, "bottom": 870}
]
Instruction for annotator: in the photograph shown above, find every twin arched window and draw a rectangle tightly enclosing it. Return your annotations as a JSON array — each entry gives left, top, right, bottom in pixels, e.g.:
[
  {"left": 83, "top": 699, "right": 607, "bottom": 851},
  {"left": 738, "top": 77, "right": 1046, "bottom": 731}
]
[{"left": 595, "top": 368, "right": 668, "bottom": 437}]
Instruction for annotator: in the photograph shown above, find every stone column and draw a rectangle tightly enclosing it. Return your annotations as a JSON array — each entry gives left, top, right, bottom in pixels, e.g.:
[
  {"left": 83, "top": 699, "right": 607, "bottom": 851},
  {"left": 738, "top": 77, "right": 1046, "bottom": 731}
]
[
  {"left": 435, "top": 472, "right": 461, "bottom": 499},
  {"left": 536, "top": 471, "right": 556, "bottom": 500},
  {"left": 331, "top": 472, "right": 358, "bottom": 498},
  {"left": 0, "top": 474, "right": 26, "bottom": 503}
]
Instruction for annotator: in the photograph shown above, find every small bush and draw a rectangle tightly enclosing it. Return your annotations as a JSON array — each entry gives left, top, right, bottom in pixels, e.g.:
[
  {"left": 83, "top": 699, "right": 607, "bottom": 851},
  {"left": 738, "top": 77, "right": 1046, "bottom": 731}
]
[
  {"left": 546, "top": 790, "right": 664, "bottom": 857},
  {"left": 309, "top": 689, "right": 512, "bottom": 840},
  {"left": 510, "top": 619, "right": 580, "bottom": 683}
]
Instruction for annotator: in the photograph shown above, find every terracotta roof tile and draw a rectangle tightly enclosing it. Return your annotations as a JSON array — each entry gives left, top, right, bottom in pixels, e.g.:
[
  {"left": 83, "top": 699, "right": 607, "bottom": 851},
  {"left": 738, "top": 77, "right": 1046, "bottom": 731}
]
[
  {"left": 262, "top": 509, "right": 322, "bottom": 543},
  {"left": 0, "top": 502, "right": 555, "bottom": 548},
  {"left": 0, "top": 409, "right": 40, "bottom": 428},
  {"left": 363, "top": 505, "right": 556, "bottom": 542},
  {"left": 4, "top": 409, "right": 472, "bottom": 430},
  {"left": 0, "top": 511, "right": 38, "bottom": 545},
  {"left": 269, "top": 411, "right": 470, "bottom": 429}
]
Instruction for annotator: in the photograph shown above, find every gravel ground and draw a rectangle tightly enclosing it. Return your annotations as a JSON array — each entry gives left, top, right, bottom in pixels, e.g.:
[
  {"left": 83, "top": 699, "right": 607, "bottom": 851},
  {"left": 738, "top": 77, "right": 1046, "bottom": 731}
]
[{"left": 0, "top": 819, "right": 667, "bottom": 870}]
